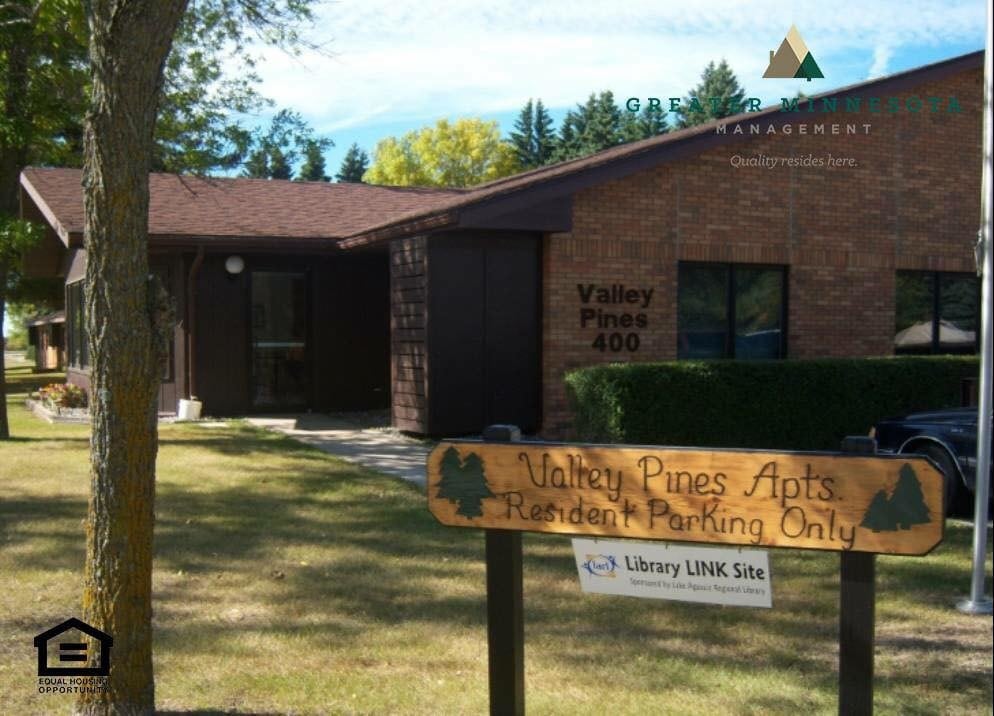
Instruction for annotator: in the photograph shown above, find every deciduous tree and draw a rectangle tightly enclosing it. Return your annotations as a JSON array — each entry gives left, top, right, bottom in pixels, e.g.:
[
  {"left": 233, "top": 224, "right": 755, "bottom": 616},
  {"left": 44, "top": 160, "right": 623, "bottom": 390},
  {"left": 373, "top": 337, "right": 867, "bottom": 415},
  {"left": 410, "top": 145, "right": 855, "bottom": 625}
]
[
  {"left": 77, "top": 2, "right": 189, "bottom": 712},
  {"left": 365, "top": 118, "right": 519, "bottom": 187}
]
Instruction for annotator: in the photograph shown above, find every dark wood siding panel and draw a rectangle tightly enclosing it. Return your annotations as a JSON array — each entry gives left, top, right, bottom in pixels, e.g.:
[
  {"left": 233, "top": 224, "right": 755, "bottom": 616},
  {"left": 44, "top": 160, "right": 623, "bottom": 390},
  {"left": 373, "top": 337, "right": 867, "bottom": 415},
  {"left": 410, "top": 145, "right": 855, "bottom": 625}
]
[
  {"left": 390, "top": 236, "right": 428, "bottom": 432},
  {"left": 195, "top": 255, "right": 250, "bottom": 415},
  {"left": 426, "top": 231, "right": 541, "bottom": 436},
  {"left": 311, "top": 253, "right": 391, "bottom": 412}
]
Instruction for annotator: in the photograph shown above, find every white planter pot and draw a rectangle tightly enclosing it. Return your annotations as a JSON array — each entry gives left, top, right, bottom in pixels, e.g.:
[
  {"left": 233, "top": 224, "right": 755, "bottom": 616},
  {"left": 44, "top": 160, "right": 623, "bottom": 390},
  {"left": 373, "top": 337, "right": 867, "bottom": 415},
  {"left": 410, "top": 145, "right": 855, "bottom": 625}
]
[{"left": 177, "top": 399, "right": 203, "bottom": 421}]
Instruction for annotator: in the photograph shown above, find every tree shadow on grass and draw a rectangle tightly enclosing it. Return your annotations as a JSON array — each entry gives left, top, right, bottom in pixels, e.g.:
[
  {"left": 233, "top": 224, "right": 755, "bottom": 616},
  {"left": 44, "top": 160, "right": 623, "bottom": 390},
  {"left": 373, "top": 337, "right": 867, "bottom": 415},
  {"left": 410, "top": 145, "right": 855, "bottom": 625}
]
[{"left": 5, "top": 419, "right": 989, "bottom": 713}]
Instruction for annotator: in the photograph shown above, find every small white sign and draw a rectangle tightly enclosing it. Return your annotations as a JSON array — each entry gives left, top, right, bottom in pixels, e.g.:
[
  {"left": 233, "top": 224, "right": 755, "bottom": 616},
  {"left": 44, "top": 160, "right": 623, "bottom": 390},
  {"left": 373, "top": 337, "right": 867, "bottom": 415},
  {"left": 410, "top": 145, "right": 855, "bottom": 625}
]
[{"left": 572, "top": 538, "right": 773, "bottom": 608}]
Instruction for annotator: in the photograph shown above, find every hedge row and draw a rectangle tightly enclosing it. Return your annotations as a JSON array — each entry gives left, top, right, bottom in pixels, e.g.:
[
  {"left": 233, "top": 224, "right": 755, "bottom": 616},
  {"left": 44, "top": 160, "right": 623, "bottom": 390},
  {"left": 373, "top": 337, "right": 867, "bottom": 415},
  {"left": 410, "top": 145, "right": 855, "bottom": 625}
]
[{"left": 565, "top": 357, "right": 979, "bottom": 450}]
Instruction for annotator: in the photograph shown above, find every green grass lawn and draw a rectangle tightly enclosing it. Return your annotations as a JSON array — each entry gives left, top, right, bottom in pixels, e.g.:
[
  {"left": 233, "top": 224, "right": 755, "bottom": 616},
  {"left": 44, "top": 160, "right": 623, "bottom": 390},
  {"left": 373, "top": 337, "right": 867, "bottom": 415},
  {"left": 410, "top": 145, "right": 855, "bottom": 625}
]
[{"left": 1, "top": 364, "right": 991, "bottom": 715}]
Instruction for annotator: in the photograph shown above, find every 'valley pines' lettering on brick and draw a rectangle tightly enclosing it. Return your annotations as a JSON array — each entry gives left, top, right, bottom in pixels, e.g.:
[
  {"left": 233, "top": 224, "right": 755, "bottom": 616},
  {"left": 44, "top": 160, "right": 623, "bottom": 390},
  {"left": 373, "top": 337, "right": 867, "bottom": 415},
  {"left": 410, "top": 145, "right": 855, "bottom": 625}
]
[{"left": 577, "top": 283, "right": 654, "bottom": 308}]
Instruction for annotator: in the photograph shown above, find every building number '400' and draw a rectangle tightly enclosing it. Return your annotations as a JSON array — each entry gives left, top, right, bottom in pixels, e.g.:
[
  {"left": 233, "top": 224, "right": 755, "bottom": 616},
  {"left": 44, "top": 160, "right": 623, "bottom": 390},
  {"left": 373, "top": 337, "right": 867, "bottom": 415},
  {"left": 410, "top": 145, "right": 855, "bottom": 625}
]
[{"left": 592, "top": 332, "right": 640, "bottom": 352}]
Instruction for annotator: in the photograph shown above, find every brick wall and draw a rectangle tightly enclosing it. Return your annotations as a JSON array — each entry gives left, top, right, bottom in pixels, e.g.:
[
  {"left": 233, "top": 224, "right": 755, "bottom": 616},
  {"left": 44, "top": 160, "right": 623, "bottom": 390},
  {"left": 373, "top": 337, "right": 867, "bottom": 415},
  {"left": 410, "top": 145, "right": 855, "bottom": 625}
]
[
  {"left": 541, "top": 67, "right": 983, "bottom": 437},
  {"left": 390, "top": 236, "right": 428, "bottom": 432}
]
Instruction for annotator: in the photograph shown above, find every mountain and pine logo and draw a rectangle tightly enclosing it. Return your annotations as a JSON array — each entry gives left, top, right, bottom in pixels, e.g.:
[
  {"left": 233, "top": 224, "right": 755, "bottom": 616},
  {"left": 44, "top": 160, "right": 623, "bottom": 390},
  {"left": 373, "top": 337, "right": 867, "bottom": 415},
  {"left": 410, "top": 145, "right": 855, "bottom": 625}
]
[
  {"left": 860, "top": 463, "right": 932, "bottom": 532},
  {"left": 763, "top": 24, "right": 824, "bottom": 81},
  {"left": 435, "top": 446, "right": 494, "bottom": 519}
]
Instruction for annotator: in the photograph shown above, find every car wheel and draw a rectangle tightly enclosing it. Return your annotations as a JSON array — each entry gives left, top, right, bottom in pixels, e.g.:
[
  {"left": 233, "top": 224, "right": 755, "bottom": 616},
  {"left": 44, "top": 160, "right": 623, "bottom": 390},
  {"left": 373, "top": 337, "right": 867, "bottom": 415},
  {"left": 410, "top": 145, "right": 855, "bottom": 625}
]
[{"left": 918, "top": 444, "right": 959, "bottom": 516}]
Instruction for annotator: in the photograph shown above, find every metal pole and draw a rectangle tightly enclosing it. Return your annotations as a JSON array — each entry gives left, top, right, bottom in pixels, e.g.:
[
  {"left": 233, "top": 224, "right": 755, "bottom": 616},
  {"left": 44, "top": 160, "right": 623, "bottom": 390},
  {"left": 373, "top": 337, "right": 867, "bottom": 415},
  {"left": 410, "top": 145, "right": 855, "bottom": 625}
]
[{"left": 957, "top": 3, "right": 994, "bottom": 616}]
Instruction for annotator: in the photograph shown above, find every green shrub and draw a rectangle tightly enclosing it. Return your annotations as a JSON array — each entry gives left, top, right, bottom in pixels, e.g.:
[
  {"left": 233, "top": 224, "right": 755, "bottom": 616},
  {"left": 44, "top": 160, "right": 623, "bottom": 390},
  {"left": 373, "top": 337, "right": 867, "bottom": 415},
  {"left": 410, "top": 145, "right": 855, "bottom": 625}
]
[{"left": 565, "top": 357, "right": 979, "bottom": 450}]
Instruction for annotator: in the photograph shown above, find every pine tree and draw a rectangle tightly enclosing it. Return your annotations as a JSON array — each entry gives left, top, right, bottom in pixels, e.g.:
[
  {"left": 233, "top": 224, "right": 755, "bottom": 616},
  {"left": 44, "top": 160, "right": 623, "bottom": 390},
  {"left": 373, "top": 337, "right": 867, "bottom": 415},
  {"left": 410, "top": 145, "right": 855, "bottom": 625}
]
[
  {"left": 795, "top": 53, "right": 824, "bottom": 81},
  {"left": 335, "top": 143, "right": 369, "bottom": 183},
  {"left": 533, "top": 100, "right": 556, "bottom": 165},
  {"left": 298, "top": 139, "right": 330, "bottom": 181},
  {"left": 456, "top": 453, "right": 494, "bottom": 519},
  {"left": 889, "top": 464, "right": 931, "bottom": 529},
  {"left": 268, "top": 146, "right": 292, "bottom": 180},
  {"left": 510, "top": 99, "right": 536, "bottom": 168},
  {"left": 637, "top": 104, "right": 669, "bottom": 138},
  {"left": 583, "top": 91, "right": 622, "bottom": 152},
  {"left": 678, "top": 59, "right": 747, "bottom": 127},
  {"left": 553, "top": 110, "right": 584, "bottom": 162},
  {"left": 436, "top": 446, "right": 465, "bottom": 502},
  {"left": 243, "top": 148, "right": 269, "bottom": 178},
  {"left": 860, "top": 489, "right": 897, "bottom": 532}
]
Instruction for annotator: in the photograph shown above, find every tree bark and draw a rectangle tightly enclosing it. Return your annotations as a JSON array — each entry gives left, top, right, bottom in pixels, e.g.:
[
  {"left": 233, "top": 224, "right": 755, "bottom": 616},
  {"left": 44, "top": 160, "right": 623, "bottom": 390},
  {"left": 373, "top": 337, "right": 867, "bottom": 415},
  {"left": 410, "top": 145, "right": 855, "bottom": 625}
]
[
  {"left": 75, "top": 2, "right": 187, "bottom": 714},
  {"left": 0, "top": 9, "right": 31, "bottom": 441},
  {"left": 0, "top": 265, "right": 8, "bottom": 440}
]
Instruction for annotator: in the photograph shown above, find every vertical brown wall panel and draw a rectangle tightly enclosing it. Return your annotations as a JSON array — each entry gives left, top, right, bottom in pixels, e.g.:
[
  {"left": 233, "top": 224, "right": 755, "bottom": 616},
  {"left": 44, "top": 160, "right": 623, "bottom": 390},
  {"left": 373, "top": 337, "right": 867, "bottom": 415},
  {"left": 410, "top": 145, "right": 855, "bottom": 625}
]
[{"left": 390, "top": 237, "right": 428, "bottom": 432}]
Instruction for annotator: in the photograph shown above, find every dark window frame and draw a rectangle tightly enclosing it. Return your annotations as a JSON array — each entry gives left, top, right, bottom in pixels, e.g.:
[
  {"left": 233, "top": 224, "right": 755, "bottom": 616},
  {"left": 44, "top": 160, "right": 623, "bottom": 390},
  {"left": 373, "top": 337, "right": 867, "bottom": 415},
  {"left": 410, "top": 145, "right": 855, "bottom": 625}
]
[
  {"left": 677, "top": 262, "right": 789, "bottom": 360},
  {"left": 894, "top": 270, "right": 979, "bottom": 355},
  {"left": 65, "top": 280, "right": 89, "bottom": 369}
]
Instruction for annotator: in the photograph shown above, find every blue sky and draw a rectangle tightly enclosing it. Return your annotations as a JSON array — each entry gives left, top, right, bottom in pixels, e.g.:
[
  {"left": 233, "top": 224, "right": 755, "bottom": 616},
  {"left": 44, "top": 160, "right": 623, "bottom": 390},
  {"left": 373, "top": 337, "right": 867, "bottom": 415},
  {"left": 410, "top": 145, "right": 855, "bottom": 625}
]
[{"left": 239, "top": 0, "right": 987, "bottom": 174}]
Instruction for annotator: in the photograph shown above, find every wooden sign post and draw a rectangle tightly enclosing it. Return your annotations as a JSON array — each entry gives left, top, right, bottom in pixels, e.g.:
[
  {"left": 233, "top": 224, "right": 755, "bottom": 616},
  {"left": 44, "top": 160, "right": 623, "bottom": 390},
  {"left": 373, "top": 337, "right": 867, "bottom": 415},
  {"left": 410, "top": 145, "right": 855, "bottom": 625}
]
[{"left": 427, "top": 432, "right": 945, "bottom": 715}]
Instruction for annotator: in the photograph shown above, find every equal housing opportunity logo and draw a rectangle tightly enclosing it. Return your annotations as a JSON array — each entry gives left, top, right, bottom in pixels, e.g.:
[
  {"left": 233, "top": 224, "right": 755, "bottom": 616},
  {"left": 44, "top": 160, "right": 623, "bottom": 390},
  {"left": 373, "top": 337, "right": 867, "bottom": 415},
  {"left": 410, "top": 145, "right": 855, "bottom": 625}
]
[{"left": 33, "top": 618, "right": 112, "bottom": 695}]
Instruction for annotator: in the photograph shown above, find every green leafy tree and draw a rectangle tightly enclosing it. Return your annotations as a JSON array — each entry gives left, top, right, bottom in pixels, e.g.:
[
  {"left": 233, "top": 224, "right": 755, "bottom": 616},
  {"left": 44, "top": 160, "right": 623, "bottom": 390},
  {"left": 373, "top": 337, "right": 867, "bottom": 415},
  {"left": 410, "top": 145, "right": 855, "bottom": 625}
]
[
  {"left": 0, "top": 0, "right": 326, "bottom": 708},
  {"left": 242, "top": 109, "right": 329, "bottom": 180},
  {"left": 153, "top": 0, "right": 324, "bottom": 174},
  {"left": 860, "top": 489, "right": 897, "bottom": 532},
  {"left": 0, "top": 218, "right": 44, "bottom": 438},
  {"left": 365, "top": 118, "right": 519, "bottom": 187},
  {"left": 335, "top": 142, "right": 369, "bottom": 183},
  {"left": 678, "top": 60, "right": 747, "bottom": 127},
  {"left": 1, "top": 0, "right": 321, "bottom": 438},
  {"left": 299, "top": 139, "right": 331, "bottom": 181},
  {"left": 890, "top": 464, "right": 931, "bottom": 529}
]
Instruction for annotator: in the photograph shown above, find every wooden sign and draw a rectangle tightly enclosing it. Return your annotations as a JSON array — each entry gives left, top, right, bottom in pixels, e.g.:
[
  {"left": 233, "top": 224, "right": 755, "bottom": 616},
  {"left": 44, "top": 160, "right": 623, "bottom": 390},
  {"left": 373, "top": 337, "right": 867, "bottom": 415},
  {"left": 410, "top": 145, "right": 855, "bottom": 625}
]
[{"left": 427, "top": 442, "right": 945, "bottom": 555}]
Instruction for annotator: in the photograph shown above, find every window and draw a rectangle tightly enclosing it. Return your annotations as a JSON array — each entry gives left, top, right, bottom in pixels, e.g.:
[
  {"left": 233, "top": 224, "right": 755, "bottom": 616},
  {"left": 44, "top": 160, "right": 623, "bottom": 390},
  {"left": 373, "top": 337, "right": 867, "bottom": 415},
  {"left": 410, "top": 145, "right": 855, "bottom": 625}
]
[
  {"left": 895, "top": 271, "right": 978, "bottom": 354},
  {"left": 66, "top": 281, "right": 89, "bottom": 368},
  {"left": 678, "top": 263, "right": 787, "bottom": 359}
]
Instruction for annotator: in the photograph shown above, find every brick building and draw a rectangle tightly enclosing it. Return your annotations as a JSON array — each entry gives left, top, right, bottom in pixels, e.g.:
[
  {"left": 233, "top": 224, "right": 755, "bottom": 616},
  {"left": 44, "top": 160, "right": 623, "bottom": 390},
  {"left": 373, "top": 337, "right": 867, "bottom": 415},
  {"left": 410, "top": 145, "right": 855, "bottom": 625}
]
[{"left": 20, "top": 51, "right": 983, "bottom": 436}]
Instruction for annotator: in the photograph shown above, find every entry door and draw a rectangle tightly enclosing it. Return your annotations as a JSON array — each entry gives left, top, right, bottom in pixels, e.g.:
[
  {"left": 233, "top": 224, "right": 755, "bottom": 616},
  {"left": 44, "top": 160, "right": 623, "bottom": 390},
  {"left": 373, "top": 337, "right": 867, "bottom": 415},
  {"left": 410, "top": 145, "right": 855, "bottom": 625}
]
[{"left": 250, "top": 271, "right": 309, "bottom": 409}]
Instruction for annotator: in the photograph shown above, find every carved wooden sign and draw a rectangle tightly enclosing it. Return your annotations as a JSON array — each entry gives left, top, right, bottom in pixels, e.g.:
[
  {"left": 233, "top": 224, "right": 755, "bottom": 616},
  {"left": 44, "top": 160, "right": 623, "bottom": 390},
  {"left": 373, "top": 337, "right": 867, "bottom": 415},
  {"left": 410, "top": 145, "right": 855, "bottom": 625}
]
[{"left": 427, "top": 442, "right": 945, "bottom": 555}]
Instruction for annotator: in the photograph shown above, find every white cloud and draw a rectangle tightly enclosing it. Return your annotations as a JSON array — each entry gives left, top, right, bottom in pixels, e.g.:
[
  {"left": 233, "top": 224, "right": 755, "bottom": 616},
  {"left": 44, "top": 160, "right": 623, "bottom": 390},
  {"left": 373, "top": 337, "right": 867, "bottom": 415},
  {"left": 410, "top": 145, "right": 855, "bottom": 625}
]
[
  {"left": 233, "top": 0, "right": 986, "bottom": 133},
  {"left": 869, "top": 44, "right": 894, "bottom": 78}
]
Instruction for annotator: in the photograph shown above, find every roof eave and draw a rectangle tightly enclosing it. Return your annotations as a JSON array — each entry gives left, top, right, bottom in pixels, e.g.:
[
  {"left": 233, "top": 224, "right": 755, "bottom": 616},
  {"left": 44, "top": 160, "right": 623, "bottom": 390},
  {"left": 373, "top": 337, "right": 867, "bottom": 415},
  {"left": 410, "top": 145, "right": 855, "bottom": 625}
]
[{"left": 19, "top": 172, "right": 76, "bottom": 246}]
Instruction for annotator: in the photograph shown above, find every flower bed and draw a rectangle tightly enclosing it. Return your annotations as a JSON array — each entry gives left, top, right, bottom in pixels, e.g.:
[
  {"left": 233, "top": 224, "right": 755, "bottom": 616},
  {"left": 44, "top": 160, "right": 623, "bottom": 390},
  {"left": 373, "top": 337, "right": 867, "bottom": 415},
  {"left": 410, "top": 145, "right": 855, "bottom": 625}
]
[{"left": 27, "top": 383, "right": 91, "bottom": 422}]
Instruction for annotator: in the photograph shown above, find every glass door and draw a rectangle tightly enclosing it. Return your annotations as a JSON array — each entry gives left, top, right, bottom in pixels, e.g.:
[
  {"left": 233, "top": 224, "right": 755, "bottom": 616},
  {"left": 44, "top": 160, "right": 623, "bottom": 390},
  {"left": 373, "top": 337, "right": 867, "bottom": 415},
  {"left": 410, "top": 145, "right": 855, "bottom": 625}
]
[{"left": 250, "top": 271, "right": 309, "bottom": 409}]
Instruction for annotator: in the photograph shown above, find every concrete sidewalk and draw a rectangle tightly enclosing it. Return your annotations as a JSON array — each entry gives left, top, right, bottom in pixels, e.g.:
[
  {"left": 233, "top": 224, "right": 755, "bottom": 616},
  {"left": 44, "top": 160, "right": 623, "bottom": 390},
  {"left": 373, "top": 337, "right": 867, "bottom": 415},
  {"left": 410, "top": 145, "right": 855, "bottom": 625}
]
[{"left": 246, "top": 412, "right": 432, "bottom": 490}]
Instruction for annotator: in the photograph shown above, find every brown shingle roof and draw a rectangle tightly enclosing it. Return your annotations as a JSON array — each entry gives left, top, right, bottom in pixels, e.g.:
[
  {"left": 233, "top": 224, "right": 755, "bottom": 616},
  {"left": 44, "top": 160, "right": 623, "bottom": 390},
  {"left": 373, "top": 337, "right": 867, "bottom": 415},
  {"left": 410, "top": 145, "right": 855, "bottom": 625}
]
[{"left": 20, "top": 167, "right": 463, "bottom": 245}]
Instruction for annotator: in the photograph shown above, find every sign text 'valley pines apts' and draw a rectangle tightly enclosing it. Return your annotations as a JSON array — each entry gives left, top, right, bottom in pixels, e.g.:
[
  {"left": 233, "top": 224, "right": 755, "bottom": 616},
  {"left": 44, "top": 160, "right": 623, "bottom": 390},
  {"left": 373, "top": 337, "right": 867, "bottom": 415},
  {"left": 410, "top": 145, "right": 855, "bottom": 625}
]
[{"left": 427, "top": 442, "right": 944, "bottom": 555}]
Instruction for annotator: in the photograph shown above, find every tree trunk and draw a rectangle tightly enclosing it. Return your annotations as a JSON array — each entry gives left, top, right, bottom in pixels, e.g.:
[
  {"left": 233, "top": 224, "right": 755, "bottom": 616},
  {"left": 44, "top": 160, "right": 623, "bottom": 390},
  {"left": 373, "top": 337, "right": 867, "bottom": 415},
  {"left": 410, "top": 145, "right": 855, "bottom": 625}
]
[
  {"left": 0, "top": 265, "right": 8, "bottom": 440},
  {"left": 0, "top": 14, "right": 30, "bottom": 441},
  {"left": 75, "top": 2, "right": 187, "bottom": 714}
]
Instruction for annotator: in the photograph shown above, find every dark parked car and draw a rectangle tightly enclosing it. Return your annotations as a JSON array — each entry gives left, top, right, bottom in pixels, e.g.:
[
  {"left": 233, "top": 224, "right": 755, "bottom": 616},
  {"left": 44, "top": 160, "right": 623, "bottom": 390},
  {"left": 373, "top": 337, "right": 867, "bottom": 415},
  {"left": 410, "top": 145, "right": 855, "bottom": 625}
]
[{"left": 871, "top": 408, "right": 992, "bottom": 514}]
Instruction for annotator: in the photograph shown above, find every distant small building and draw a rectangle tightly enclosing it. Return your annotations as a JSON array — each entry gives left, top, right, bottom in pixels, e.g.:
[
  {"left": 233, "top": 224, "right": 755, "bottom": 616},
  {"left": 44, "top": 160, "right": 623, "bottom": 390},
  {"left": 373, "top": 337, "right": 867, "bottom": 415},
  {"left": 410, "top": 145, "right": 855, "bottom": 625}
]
[{"left": 26, "top": 311, "right": 65, "bottom": 371}]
